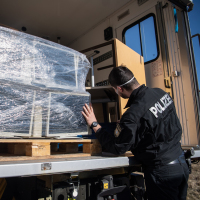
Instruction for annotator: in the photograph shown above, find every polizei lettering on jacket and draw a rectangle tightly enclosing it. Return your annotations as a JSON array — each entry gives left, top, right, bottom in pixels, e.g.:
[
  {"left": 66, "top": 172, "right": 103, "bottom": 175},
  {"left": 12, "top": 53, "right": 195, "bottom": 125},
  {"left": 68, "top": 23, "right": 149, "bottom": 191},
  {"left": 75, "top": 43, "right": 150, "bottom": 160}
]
[{"left": 149, "top": 94, "right": 173, "bottom": 118}]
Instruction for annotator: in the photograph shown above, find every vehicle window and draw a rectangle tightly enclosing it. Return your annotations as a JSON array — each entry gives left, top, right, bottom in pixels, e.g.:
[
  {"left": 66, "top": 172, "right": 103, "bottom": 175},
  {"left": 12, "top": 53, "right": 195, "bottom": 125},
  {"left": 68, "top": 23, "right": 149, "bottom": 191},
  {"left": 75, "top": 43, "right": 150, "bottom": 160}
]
[
  {"left": 124, "top": 24, "right": 141, "bottom": 55},
  {"left": 123, "top": 15, "right": 158, "bottom": 64}
]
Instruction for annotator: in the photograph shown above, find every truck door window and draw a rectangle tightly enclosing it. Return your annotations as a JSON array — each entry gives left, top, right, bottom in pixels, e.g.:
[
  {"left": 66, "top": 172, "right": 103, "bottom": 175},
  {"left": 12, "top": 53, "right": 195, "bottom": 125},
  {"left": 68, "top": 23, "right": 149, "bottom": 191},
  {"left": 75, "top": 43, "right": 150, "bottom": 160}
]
[
  {"left": 124, "top": 24, "right": 141, "bottom": 56},
  {"left": 123, "top": 14, "right": 159, "bottom": 64}
]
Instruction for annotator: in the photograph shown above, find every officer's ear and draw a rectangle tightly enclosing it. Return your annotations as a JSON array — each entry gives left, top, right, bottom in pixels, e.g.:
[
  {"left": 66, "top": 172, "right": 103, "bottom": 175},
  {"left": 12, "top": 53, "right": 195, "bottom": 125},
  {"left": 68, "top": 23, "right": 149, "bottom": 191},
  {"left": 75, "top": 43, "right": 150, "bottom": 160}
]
[{"left": 117, "top": 86, "right": 123, "bottom": 92}]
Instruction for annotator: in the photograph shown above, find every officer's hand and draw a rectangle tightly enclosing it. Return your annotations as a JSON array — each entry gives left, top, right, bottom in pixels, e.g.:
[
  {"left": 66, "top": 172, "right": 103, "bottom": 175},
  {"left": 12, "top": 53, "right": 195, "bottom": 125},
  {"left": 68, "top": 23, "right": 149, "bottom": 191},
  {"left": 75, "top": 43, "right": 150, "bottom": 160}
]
[{"left": 82, "top": 104, "right": 97, "bottom": 127}]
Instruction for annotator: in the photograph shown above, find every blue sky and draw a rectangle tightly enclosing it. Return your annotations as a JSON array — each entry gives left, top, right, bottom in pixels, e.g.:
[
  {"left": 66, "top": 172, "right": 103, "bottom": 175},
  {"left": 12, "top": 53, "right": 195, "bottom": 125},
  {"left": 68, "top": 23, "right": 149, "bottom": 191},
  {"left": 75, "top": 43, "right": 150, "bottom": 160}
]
[{"left": 188, "top": 0, "right": 200, "bottom": 88}]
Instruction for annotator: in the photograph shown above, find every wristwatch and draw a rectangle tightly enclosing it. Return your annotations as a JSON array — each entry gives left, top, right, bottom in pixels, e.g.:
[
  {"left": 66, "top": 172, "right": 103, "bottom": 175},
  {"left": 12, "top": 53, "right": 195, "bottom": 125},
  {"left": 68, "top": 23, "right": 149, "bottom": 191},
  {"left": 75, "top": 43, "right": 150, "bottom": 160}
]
[{"left": 90, "top": 121, "right": 99, "bottom": 129}]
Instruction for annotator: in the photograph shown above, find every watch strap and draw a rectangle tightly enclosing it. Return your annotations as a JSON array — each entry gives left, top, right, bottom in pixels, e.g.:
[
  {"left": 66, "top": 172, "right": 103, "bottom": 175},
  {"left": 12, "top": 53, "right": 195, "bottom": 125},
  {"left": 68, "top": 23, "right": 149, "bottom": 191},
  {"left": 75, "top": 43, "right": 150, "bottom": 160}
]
[{"left": 90, "top": 121, "right": 98, "bottom": 129}]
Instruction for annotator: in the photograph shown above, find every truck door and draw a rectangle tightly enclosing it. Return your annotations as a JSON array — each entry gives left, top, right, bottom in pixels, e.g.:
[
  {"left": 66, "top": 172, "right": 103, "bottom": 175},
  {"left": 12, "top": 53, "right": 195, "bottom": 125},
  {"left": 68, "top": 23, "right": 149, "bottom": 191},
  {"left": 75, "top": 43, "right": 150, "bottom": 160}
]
[{"left": 115, "top": 0, "right": 200, "bottom": 146}]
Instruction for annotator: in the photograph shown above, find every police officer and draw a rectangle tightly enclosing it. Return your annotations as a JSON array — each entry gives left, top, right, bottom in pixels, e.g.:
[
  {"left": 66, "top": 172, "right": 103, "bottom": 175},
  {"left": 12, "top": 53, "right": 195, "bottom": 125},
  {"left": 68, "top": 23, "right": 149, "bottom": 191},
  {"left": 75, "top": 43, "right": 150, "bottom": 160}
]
[{"left": 82, "top": 66, "right": 189, "bottom": 200}]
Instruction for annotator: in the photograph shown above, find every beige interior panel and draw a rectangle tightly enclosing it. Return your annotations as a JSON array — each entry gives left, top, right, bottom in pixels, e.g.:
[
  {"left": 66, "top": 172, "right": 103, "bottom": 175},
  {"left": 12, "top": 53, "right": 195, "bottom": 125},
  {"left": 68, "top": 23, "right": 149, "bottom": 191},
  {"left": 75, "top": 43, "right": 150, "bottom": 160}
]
[
  {"left": 84, "top": 45, "right": 114, "bottom": 85},
  {"left": 114, "top": 39, "right": 146, "bottom": 117}
]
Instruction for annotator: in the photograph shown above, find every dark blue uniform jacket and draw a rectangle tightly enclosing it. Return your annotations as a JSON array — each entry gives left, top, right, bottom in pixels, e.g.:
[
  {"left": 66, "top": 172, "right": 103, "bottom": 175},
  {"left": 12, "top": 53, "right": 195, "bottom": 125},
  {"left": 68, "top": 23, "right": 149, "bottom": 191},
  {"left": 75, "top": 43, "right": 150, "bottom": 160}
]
[{"left": 95, "top": 85, "right": 183, "bottom": 166}]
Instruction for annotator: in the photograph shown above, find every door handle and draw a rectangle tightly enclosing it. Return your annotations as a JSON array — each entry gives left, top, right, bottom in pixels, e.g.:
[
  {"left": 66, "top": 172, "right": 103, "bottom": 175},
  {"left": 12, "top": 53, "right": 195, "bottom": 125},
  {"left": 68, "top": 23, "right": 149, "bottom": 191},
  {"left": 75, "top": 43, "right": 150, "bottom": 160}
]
[{"left": 164, "top": 79, "right": 171, "bottom": 88}]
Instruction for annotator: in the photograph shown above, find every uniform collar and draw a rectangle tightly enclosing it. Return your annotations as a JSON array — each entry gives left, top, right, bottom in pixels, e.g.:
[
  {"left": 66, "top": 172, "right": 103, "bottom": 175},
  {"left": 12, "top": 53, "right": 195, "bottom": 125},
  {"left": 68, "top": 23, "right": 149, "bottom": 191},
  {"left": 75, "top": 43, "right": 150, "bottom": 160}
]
[{"left": 124, "top": 84, "right": 146, "bottom": 108}]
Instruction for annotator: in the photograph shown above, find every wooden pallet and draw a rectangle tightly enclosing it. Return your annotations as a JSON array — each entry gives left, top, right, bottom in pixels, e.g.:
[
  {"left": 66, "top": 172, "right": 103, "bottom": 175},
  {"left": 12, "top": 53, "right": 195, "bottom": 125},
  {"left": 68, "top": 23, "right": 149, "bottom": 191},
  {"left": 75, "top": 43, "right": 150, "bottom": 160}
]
[{"left": 0, "top": 139, "right": 102, "bottom": 159}]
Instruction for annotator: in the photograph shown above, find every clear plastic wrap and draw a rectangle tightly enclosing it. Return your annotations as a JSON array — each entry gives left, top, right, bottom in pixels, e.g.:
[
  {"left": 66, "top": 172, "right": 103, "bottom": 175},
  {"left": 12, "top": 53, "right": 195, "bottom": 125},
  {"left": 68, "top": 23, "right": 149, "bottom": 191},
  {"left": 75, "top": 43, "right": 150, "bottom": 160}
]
[{"left": 0, "top": 26, "right": 91, "bottom": 137}]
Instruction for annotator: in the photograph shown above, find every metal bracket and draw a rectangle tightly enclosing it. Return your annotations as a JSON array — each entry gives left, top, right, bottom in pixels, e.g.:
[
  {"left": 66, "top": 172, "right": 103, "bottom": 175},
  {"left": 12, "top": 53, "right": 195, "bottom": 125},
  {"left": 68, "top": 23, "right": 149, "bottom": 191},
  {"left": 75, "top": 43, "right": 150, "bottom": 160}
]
[
  {"left": 164, "top": 79, "right": 171, "bottom": 88},
  {"left": 69, "top": 173, "right": 80, "bottom": 199},
  {"left": 172, "top": 70, "right": 179, "bottom": 77}
]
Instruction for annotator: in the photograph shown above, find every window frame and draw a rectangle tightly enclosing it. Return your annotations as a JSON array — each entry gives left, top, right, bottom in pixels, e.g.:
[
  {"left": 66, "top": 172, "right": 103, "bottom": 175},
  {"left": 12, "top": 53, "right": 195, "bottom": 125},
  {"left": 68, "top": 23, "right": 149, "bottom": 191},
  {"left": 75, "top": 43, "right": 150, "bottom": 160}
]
[{"left": 122, "top": 13, "right": 160, "bottom": 65}]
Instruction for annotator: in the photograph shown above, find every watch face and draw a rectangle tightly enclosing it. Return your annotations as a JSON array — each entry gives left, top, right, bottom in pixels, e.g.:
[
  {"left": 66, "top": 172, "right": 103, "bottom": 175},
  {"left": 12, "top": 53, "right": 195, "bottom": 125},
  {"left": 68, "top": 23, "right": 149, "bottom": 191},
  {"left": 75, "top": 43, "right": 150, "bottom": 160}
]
[{"left": 93, "top": 122, "right": 98, "bottom": 127}]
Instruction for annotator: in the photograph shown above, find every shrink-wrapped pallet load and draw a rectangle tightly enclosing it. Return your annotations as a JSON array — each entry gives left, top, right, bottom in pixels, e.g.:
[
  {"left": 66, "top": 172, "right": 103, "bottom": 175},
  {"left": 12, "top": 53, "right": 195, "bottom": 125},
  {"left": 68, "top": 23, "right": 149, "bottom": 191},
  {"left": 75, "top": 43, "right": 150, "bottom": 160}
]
[{"left": 0, "top": 26, "right": 91, "bottom": 138}]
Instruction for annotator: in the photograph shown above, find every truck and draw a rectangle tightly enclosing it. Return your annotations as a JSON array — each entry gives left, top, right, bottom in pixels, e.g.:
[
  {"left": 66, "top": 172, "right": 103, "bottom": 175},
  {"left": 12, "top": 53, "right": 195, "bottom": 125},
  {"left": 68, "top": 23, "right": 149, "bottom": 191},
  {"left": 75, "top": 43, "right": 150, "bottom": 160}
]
[{"left": 0, "top": 0, "right": 199, "bottom": 199}]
